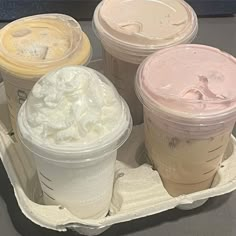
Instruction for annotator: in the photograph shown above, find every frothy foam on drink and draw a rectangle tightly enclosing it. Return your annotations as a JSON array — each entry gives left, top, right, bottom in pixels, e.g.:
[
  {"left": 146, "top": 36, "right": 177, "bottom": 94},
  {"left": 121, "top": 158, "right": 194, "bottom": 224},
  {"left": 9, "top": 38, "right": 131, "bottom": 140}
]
[
  {"left": 139, "top": 45, "right": 236, "bottom": 115},
  {"left": 22, "top": 67, "right": 123, "bottom": 145},
  {"left": 99, "top": 0, "right": 196, "bottom": 46}
]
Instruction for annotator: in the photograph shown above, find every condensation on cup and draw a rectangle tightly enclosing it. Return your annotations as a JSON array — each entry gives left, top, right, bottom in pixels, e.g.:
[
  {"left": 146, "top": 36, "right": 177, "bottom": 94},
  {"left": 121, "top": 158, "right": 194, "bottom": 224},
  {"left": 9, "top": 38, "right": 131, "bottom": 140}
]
[
  {"left": 136, "top": 44, "right": 236, "bottom": 196},
  {"left": 0, "top": 14, "right": 92, "bottom": 134},
  {"left": 93, "top": 0, "right": 198, "bottom": 125},
  {"left": 17, "top": 66, "right": 132, "bottom": 219}
]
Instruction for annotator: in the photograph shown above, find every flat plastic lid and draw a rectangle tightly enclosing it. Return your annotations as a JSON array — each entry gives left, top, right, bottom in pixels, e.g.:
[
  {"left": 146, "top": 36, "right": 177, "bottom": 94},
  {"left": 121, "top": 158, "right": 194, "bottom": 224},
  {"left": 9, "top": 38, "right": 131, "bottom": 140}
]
[
  {"left": 97, "top": 0, "right": 197, "bottom": 49},
  {"left": 137, "top": 44, "right": 236, "bottom": 120},
  {"left": 0, "top": 14, "right": 91, "bottom": 78}
]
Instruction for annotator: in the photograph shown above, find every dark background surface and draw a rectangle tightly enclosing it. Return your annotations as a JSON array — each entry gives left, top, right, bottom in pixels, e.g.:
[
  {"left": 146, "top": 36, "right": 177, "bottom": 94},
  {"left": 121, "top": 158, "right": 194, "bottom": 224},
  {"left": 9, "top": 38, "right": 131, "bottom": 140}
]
[{"left": 0, "top": 0, "right": 236, "bottom": 21}]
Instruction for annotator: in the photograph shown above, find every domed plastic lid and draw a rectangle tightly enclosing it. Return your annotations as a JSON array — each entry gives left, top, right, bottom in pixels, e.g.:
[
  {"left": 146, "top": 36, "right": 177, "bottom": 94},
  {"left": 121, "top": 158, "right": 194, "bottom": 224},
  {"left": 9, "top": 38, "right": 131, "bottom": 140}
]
[
  {"left": 17, "top": 66, "right": 132, "bottom": 162},
  {"left": 97, "top": 0, "right": 197, "bottom": 49},
  {"left": 136, "top": 45, "right": 236, "bottom": 122}
]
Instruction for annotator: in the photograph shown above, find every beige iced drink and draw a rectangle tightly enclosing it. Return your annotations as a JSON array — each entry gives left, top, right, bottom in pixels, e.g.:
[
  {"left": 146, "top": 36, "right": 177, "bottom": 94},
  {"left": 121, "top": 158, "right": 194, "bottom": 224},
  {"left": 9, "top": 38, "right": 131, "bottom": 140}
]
[
  {"left": 17, "top": 66, "right": 132, "bottom": 218},
  {"left": 136, "top": 45, "right": 236, "bottom": 196},
  {"left": 93, "top": 0, "right": 198, "bottom": 125},
  {"left": 0, "top": 14, "right": 91, "bottom": 134}
]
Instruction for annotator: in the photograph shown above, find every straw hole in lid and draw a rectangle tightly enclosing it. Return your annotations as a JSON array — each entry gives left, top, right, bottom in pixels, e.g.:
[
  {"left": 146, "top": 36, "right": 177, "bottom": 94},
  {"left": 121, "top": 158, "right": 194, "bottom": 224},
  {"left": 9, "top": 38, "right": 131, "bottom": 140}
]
[{"left": 119, "top": 22, "right": 142, "bottom": 34}]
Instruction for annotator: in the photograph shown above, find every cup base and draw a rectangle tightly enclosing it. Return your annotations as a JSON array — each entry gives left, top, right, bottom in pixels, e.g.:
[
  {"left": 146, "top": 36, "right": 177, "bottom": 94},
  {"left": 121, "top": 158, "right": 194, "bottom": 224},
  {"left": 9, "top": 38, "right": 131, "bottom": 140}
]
[
  {"left": 162, "top": 178, "right": 214, "bottom": 197},
  {"left": 71, "top": 225, "right": 111, "bottom": 236}
]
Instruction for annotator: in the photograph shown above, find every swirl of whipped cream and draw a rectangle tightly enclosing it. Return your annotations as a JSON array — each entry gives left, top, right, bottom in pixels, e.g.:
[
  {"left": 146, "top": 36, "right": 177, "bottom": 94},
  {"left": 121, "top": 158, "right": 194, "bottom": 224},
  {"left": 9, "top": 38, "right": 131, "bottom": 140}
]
[{"left": 23, "top": 66, "right": 123, "bottom": 145}]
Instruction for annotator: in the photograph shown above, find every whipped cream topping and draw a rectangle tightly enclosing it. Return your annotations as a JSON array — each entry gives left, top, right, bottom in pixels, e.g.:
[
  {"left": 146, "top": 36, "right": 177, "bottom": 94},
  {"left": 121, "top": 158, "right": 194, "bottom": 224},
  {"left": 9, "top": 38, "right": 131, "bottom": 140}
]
[{"left": 21, "top": 66, "right": 123, "bottom": 146}]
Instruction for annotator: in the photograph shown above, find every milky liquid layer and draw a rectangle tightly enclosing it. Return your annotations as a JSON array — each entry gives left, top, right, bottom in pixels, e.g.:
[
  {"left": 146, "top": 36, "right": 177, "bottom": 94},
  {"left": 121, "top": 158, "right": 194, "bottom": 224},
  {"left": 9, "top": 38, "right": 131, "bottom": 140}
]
[{"left": 144, "top": 107, "right": 233, "bottom": 196}]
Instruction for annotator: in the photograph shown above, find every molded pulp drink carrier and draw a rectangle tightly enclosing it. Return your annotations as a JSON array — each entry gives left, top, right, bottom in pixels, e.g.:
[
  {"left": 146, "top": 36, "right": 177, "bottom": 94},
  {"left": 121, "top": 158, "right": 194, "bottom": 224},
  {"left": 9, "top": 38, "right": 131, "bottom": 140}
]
[{"left": 1, "top": 81, "right": 236, "bottom": 235}]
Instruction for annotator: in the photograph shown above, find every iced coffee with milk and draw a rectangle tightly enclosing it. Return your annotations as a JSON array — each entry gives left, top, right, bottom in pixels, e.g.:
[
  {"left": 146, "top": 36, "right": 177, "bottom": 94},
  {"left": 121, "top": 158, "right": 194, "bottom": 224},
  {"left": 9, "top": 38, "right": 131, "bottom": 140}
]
[
  {"left": 0, "top": 14, "right": 92, "bottom": 134},
  {"left": 93, "top": 0, "right": 198, "bottom": 125},
  {"left": 136, "top": 45, "right": 236, "bottom": 196}
]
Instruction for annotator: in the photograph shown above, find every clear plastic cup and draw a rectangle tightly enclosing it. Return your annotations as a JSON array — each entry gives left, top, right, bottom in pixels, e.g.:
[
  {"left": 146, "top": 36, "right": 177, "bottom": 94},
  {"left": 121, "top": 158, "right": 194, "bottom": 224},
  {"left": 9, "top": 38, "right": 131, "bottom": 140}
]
[
  {"left": 136, "top": 44, "right": 236, "bottom": 196},
  {"left": 93, "top": 0, "right": 198, "bottom": 125},
  {"left": 17, "top": 66, "right": 132, "bottom": 219},
  {"left": 0, "top": 14, "right": 92, "bottom": 134}
]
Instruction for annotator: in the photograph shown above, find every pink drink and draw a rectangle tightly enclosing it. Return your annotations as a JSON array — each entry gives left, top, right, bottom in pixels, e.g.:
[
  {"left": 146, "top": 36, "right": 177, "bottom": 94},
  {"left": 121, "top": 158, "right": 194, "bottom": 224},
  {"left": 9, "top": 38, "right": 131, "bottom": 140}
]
[{"left": 136, "top": 45, "right": 236, "bottom": 196}]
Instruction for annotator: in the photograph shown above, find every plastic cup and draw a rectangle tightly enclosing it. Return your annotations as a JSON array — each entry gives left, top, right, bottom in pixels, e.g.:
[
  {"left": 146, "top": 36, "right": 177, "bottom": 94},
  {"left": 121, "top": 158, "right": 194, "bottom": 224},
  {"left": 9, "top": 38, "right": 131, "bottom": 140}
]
[
  {"left": 93, "top": 0, "right": 198, "bottom": 125},
  {"left": 31, "top": 146, "right": 118, "bottom": 219},
  {"left": 136, "top": 45, "right": 236, "bottom": 196},
  {"left": 0, "top": 14, "right": 92, "bottom": 134},
  {"left": 17, "top": 66, "right": 132, "bottom": 219}
]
